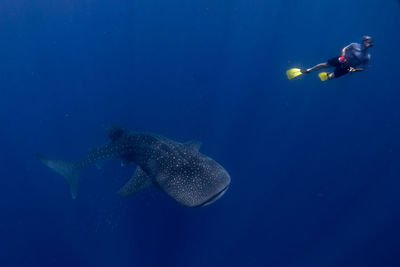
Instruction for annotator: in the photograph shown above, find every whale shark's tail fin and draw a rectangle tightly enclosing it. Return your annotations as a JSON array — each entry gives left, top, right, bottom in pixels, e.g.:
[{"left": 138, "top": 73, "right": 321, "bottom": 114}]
[{"left": 36, "top": 154, "right": 80, "bottom": 199}]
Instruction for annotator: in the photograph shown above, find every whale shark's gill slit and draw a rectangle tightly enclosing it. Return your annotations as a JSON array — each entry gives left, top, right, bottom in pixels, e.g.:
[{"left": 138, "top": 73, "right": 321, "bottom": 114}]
[{"left": 197, "top": 185, "right": 229, "bottom": 207}]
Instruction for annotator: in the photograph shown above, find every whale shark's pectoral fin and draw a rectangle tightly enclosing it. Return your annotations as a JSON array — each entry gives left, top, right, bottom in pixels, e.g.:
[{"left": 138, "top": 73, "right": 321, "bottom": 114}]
[
  {"left": 117, "top": 166, "right": 155, "bottom": 197},
  {"left": 184, "top": 140, "right": 202, "bottom": 151},
  {"left": 120, "top": 157, "right": 130, "bottom": 167}
]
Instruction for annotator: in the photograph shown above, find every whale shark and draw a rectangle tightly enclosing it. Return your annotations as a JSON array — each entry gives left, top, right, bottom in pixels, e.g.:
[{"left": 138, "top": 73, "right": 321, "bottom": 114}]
[{"left": 36, "top": 126, "right": 230, "bottom": 207}]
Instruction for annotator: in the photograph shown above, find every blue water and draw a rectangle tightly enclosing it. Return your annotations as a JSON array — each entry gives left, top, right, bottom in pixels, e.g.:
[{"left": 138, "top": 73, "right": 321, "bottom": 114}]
[{"left": 1, "top": 0, "right": 399, "bottom": 266}]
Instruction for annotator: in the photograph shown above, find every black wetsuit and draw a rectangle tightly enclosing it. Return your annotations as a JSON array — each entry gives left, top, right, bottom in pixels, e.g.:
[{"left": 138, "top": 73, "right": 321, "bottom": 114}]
[{"left": 327, "top": 57, "right": 351, "bottom": 78}]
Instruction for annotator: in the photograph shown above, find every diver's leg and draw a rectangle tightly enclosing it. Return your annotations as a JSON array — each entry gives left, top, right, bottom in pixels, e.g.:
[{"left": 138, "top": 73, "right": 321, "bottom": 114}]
[
  {"left": 304, "top": 57, "right": 338, "bottom": 73},
  {"left": 304, "top": 62, "right": 330, "bottom": 73},
  {"left": 329, "top": 66, "right": 348, "bottom": 80}
]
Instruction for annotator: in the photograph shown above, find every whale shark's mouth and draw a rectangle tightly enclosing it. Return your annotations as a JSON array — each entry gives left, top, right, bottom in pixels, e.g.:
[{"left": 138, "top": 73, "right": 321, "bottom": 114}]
[{"left": 198, "top": 185, "right": 229, "bottom": 207}]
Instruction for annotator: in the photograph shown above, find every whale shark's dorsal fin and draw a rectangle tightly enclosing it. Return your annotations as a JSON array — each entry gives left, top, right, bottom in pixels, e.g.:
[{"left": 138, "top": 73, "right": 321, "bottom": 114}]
[
  {"left": 117, "top": 166, "right": 155, "bottom": 197},
  {"left": 184, "top": 140, "right": 202, "bottom": 151},
  {"left": 106, "top": 125, "right": 127, "bottom": 142}
]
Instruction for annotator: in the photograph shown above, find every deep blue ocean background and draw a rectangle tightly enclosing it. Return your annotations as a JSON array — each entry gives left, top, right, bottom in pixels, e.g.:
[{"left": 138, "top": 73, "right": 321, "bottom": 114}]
[{"left": 1, "top": 1, "right": 399, "bottom": 266}]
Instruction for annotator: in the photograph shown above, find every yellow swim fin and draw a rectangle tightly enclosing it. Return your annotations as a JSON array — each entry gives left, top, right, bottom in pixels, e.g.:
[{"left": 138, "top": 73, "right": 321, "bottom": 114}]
[
  {"left": 286, "top": 68, "right": 304, "bottom": 80},
  {"left": 318, "top": 72, "right": 329, "bottom": 82}
]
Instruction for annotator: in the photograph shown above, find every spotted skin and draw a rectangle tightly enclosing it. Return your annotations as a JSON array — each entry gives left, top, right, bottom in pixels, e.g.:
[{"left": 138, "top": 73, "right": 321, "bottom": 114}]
[{"left": 37, "top": 127, "right": 230, "bottom": 207}]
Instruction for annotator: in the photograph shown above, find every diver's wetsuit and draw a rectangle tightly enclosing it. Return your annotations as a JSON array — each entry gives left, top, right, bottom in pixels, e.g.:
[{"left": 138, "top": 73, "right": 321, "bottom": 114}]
[
  {"left": 327, "top": 57, "right": 351, "bottom": 78},
  {"left": 327, "top": 43, "right": 370, "bottom": 78}
]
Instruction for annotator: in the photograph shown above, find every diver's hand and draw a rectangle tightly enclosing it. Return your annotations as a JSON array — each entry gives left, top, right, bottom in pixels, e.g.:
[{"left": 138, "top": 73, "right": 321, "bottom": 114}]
[{"left": 338, "top": 56, "right": 347, "bottom": 64}]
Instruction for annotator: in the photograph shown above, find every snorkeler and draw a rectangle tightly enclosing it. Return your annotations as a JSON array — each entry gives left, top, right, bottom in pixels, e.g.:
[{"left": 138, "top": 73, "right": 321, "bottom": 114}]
[{"left": 287, "top": 36, "right": 374, "bottom": 82}]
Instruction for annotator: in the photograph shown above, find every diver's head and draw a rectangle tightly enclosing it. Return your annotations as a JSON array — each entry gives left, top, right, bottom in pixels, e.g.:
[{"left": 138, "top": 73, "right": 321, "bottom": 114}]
[{"left": 362, "top": 35, "right": 374, "bottom": 49}]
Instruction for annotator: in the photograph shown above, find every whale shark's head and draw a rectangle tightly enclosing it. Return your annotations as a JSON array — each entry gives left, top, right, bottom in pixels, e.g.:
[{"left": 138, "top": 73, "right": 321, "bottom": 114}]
[{"left": 154, "top": 152, "right": 231, "bottom": 208}]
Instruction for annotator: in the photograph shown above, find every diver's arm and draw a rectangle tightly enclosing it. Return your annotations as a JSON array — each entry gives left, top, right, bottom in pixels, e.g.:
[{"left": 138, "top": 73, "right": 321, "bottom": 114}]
[
  {"left": 352, "top": 55, "right": 370, "bottom": 72},
  {"left": 349, "top": 67, "right": 365, "bottom": 72},
  {"left": 341, "top": 47, "right": 346, "bottom": 57},
  {"left": 341, "top": 43, "right": 356, "bottom": 57},
  {"left": 341, "top": 45, "right": 351, "bottom": 57}
]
